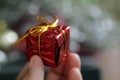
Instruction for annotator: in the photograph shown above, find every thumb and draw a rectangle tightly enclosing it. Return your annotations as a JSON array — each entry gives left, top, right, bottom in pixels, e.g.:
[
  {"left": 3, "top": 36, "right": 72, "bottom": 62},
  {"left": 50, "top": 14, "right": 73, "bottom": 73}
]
[
  {"left": 28, "top": 55, "right": 44, "bottom": 80},
  {"left": 16, "top": 55, "right": 44, "bottom": 80}
]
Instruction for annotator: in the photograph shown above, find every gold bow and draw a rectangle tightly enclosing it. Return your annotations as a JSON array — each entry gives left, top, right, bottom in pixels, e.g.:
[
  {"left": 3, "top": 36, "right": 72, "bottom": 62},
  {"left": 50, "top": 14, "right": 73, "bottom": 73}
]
[{"left": 16, "top": 16, "right": 59, "bottom": 55}]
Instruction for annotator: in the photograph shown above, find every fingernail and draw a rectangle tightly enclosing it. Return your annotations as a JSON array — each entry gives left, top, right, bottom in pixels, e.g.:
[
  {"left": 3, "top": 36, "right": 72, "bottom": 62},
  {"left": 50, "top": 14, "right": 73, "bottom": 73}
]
[
  {"left": 29, "top": 55, "right": 39, "bottom": 68},
  {"left": 29, "top": 55, "right": 44, "bottom": 69}
]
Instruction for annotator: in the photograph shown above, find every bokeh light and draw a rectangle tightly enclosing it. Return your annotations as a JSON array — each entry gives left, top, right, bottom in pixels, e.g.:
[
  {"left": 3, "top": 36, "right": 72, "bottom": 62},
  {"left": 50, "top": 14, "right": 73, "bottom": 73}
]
[
  {"left": 0, "top": 30, "right": 18, "bottom": 49},
  {"left": 0, "top": 50, "right": 7, "bottom": 64}
]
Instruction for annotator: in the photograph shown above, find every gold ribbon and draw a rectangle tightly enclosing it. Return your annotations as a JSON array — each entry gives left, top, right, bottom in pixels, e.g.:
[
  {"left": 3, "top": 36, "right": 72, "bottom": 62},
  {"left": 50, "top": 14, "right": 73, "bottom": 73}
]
[
  {"left": 16, "top": 16, "right": 68, "bottom": 60},
  {"left": 16, "top": 16, "right": 59, "bottom": 55}
]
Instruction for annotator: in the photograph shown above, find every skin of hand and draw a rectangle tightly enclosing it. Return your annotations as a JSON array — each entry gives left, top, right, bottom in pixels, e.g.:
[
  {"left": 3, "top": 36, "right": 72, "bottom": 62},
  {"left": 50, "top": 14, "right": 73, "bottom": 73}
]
[{"left": 16, "top": 53, "right": 83, "bottom": 80}]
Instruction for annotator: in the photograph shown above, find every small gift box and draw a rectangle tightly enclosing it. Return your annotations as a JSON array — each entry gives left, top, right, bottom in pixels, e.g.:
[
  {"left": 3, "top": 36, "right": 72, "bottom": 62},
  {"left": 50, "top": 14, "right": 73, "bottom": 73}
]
[{"left": 16, "top": 16, "right": 70, "bottom": 67}]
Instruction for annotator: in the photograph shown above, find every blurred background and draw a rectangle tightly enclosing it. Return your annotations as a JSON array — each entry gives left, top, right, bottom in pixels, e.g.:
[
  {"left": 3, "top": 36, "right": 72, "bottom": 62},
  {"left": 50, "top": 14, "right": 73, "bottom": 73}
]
[{"left": 0, "top": 0, "right": 120, "bottom": 80}]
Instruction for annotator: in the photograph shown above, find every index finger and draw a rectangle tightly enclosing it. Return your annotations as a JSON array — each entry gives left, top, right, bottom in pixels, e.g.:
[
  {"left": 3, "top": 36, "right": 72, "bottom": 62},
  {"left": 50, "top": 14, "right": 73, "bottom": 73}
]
[{"left": 46, "top": 53, "right": 81, "bottom": 80}]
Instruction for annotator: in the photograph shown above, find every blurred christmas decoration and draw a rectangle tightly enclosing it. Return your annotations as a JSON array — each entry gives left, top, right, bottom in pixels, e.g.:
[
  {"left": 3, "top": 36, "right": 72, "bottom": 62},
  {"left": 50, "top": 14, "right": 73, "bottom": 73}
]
[
  {"left": 0, "top": 50, "right": 7, "bottom": 65},
  {"left": 0, "top": 29, "right": 18, "bottom": 51},
  {"left": 8, "top": 51, "right": 21, "bottom": 62}
]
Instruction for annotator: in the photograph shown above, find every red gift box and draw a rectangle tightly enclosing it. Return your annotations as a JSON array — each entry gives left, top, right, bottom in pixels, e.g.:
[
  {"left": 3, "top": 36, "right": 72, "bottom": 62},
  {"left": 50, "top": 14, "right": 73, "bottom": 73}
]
[{"left": 16, "top": 17, "right": 70, "bottom": 67}]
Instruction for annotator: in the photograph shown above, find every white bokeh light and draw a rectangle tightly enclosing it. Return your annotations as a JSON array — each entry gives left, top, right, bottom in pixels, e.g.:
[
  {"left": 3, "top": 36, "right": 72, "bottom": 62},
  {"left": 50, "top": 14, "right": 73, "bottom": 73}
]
[
  {"left": 1, "top": 30, "right": 18, "bottom": 47},
  {"left": 0, "top": 50, "right": 7, "bottom": 63},
  {"left": 6, "top": 31, "right": 18, "bottom": 43}
]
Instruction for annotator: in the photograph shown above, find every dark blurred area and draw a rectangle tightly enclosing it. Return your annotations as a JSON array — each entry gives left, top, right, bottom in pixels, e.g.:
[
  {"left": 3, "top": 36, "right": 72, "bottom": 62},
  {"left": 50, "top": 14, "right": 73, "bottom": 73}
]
[{"left": 0, "top": 0, "right": 120, "bottom": 80}]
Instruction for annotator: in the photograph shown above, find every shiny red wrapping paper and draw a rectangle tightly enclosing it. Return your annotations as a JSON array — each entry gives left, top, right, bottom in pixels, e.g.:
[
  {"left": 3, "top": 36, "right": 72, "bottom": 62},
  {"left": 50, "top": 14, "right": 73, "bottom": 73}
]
[{"left": 26, "top": 24, "right": 70, "bottom": 67}]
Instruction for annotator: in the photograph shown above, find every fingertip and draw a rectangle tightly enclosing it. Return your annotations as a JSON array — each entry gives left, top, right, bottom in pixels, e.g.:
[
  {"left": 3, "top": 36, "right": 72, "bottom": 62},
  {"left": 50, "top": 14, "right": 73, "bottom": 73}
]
[
  {"left": 29, "top": 55, "right": 44, "bottom": 68},
  {"left": 30, "top": 55, "right": 43, "bottom": 63},
  {"left": 69, "top": 53, "right": 81, "bottom": 67},
  {"left": 68, "top": 68, "right": 83, "bottom": 80}
]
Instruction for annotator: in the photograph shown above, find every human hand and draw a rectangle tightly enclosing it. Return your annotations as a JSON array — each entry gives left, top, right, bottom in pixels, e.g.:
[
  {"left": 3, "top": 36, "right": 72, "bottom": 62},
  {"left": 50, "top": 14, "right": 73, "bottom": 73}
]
[{"left": 16, "top": 53, "right": 82, "bottom": 80}]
